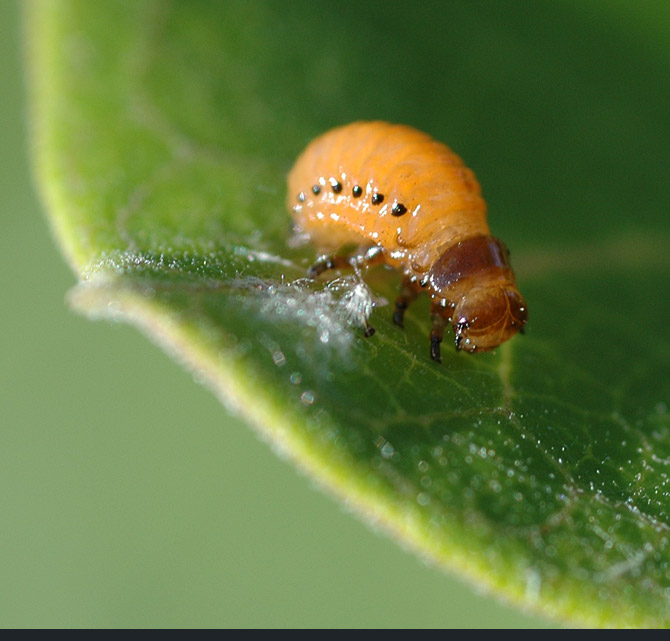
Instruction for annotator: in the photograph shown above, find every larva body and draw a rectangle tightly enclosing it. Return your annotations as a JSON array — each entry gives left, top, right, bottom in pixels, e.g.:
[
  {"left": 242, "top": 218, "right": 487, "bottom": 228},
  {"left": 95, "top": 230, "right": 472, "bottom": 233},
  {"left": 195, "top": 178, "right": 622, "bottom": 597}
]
[{"left": 288, "top": 121, "right": 527, "bottom": 360}]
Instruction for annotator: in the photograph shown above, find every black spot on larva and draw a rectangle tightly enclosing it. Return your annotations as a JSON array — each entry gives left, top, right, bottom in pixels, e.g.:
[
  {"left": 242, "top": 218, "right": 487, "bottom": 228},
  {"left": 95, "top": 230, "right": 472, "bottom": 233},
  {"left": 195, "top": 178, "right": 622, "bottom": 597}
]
[
  {"left": 330, "top": 178, "right": 343, "bottom": 193},
  {"left": 312, "top": 184, "right": 321, "bottom": 195},
  {"left": 352, "top": 185, "right": 363, "bottom": 198},
  {"left": 391, "top": 202, "right": 407, "bottom": 216},
  {"left": 371, "top": 193, "right": 384, "bottom": 205},
  {"left": 298, "top": 192, "right": 306, "bottom": 202}
]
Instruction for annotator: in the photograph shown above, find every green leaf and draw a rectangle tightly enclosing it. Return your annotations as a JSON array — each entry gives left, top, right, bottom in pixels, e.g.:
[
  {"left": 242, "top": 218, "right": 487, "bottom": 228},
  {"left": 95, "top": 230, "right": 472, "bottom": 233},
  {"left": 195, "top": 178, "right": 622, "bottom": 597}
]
[{"left": 26, "top": 0, "right": 670, "bottom": 627}]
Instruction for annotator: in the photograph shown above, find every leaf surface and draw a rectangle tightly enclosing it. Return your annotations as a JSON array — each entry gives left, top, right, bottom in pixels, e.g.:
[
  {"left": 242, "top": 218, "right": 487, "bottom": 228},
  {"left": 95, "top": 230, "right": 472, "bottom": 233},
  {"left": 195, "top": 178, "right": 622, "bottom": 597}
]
[{"left": 26, "top": 0, "right": 670, "bottom": 626}]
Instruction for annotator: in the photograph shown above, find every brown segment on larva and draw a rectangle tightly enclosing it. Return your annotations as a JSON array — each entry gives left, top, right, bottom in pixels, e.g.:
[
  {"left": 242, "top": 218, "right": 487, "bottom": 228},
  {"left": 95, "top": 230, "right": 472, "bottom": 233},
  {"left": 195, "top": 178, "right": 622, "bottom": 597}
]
[{"left": 287, "top": 120, "right": 527, "bottom": 362}]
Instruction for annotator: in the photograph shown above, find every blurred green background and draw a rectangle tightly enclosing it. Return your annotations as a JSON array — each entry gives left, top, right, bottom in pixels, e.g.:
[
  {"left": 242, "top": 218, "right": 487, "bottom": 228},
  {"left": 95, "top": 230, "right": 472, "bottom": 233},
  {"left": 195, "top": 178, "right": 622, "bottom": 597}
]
[
  {"left": 2, "top": 0, "right": 548, "bottom": 627},
  {"left": 5, "top": 0, "right": 670, "bottom": 628}
]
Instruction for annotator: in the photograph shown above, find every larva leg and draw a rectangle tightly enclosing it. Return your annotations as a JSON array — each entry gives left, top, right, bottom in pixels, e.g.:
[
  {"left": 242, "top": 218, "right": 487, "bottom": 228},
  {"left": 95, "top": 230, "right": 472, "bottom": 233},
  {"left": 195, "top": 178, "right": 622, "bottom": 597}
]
[
  {"left": 307, "top": 246, "right": 384, "bottom": 339},
  {"left": 307, "top": 254, "right": 351, "bottom": 278},
  {"left": 429, "top": 305, "right": 447, "bottom": 363},
  {"left": 307, "top": 246, "right": 384, "bottom": 278},
  {"left": 393, "top": 277, "right": 420, "bottom": 328},
  {"left": 362, "top": 323, "right": 376, "bottom": 338}
]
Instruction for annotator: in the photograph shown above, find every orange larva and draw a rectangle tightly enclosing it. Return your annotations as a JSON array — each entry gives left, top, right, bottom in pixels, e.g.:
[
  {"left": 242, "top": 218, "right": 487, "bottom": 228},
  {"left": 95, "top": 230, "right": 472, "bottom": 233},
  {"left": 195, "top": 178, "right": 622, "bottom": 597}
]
[{"left": 287, "top": 121, "right": 527, "bottom": 362}]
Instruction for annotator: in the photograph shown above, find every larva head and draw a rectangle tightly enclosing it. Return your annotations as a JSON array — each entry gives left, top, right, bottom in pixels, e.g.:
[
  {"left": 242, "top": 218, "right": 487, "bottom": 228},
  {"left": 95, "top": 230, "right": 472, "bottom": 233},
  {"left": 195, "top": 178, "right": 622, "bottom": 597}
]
[
  {"left": 428, "top": 235, "right": 528, "bottom": 352},
  {"left": 452, "top": 285, "right": 527, "bottom": 352}
]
